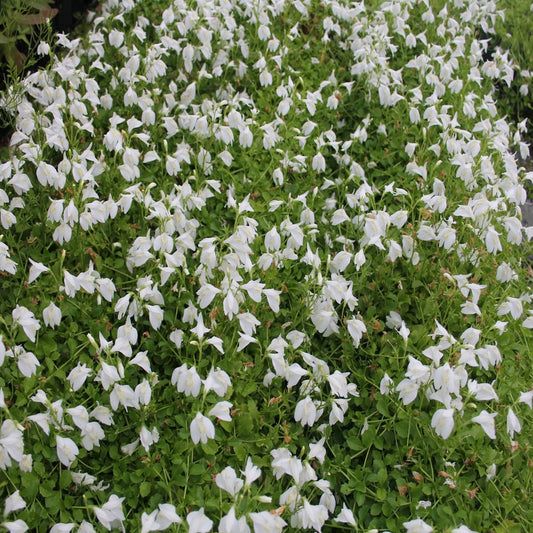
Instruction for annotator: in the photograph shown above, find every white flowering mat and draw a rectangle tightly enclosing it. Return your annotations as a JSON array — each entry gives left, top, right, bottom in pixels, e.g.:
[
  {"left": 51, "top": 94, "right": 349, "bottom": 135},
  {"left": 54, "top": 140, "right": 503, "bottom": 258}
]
[{"left": 0, "top": 0, "right": 532, "bottom": 531}]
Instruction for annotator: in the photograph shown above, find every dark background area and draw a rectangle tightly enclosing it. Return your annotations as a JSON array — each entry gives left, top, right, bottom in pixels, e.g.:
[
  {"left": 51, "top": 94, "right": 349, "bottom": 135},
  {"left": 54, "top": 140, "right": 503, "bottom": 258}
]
[
  {"left": 51, "top": 0, "right": 98, "bottom": 33},
  {"left": 0, "top": 0, "right": 99, "bottom": 146}
]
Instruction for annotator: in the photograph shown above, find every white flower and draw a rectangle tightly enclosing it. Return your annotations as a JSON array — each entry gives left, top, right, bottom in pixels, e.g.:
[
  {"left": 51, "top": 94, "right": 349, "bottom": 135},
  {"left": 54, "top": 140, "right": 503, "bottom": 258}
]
[
  {"left": 330, "top": 251, "right": 352, "bottom": 273},
  {"left": 328, "top": 371, "right": 350, "bottom": 397},
  {"left": 67, "top": 405, "right": 89, "bottom": 429},
  {"left": 519, "top": 390, "right": 533, "bottom": 408},
  {"left": 346, "top": 318, "right": 366, "bottom": 347},
  {"left": 406, "top": 356, "right": 430, "bottom": 383},
  {"left": 309, "top": 437, "right": 326, "bottom": 464},
  {"left": 380, "top": 373, "right": 394, "bottom": 395},
  {"left": 190, "top": 413, "right": 215, "bottom": 445},
  {"left": 334, "top": 503, "right": 356, "bottom": 525},
  {"left": 110, "top": 383, "right": 139, "bottom": 411},
  {"left": 312, "top": 153, "right": 326, "bottom": 172},
  {"left": 239, "top": 127, "right": 253, "bottom": 148},
  {"left": 208, "top": 401, "right": 232, "bottom": 422},
  {"left": 237, "top": 333, "right": 258, "bottom": 352},
  {"left": 264, "top": 227, "right": 281, "bottom": 251},
  {"left": 197, "top": 284, "right": 221, "bottom": 309},
  {"left": 506, "top": 408, "right": 521, "bottom": 439},
  {"left": 461, "top": 301, "right": 481, "bottom": 316},
  {"left": 135, "top": 379, "right": 152, "bottom": 405},
  {"left": 81, "top": 422, "right": 105, "bottom": 451},
  {"left": 329, "top": 398, "right": 348, "bottom": 425},
  {"left": 249, "top": 511, "right": 286, "bottom": 533},
  {"left": 403, "top": 518, "right": 433, "bottom": 532},
  {"left": 202, "top": 367, "right": 231, "bottom": 396},
  {"left": 53, "top": 223, "right": 72, "bottom": 244},
  {"left": 294, "top": 397, "right": 318, "bottom": 427},
  {"left": 186, "top": 508, "right": 213, "bottom": 533},
  {"left": 154, "top": 504, "right": 181, "bottom": 529},
  {"left": 291, "top": 500, "right": 328, "bottom": 531},
  {"left": 56, "top": 436, "right": 79, "bottom": 467},
  {"left": 331, "top": 208, "right": 349, "bottom": 226},
  {"left": 471, "top": 410, "right": 497, "bottom": 439},
  {"left": 241, "top": 280, "right": 264, "bottom": 302},
  {"left": 97, "top": 278, "right": 116, "bottom": 302},
  {"left": 93, "top": 494, "right": 125, "bottom": 531},
  {"left": 431, "top": 409, "right": 455, "bottom": 439},
  {"left": 67, "top": 363, "right": 92, "bottom": 392},
  {"left": 145, "top": 305, "right": 163, "bottom": 330},
  {"left": 43, "top": 302, "right": 61, "bottom": 328},
  {"left": 2, "top": 520, "right": 29, "bottom": 533},
  {"left": 62, "top": 271, "right": 80, "bottom": 298},
  {"left": 486, "top": 463, "right": 497, "bottom": 481},
  {"left": 191, "top": 314, "right": 210, "bottom": 339},
  {"left": 12, "top": 305, "right": 40, "bottom": 342},
  {"left": 28, "top": 259, "right": 49, "bottom": 283},
  {"left": 496, "top": 262, "right": 517, "bottom": 282},
  {"left": 95, "top": 362, "right": 121, "bottom": 391},
  {"left": 263, "top": 288, "right": 281, "bottom": 313},
  {"left": 219, "top": 507, "right": 250, "bottom": 533},
  {"left": 121, "top": 440, "right": 139, "bottom": 456},
  {"left": 396, "top": 378, "right": 419, "bottom": 405},
  {"left": 177, "top": 366, "right": 202, "bottom": 397},
  {"left": 139, "top": 425, "right": 159, "bottom": 452},
  {"left": 27, "top": 413, "right": 50, "bottom": 435},
  {"left": 416, "top": 500, "right": 432, "bottom": 510},
  {"left": 353, "top": 249, "right": 366, "bottom": 271},
  {"left": 497, "top": 297, "right": 523, "bottom": 319},
  {"left": 49, "top": 523, "right": 74, "bottom": 532},
  {"left": 36, "top": 162, "right": 58, "bottom": 187},
  {"left": 215, "top": 466, "right": 244, "bottom": 497},
  {"left": 242, "top": 456, "right": 261, "bottom": 486},
  {"left": 77, "top": 521, "right": 95, "bottom": 533},
  {"left": 140, "top": 511, "right": 159, "bottom": 533},
  {"left": 16, "top": 349, "right": 40, "bottom": 378},
  {"left": 141, "top": 504, "right": 181, "bottom": 533},
  {"left": 485, "top": 226, "right": 502, "bottom": 254},
  {"left": 4, "top": 490, "right": 26, "bottom": 516},
  {"left": 108, "top": 30, "right": 124, "bottom": 48},
  {"left": 37, "top": 41, "right": 50, "bottom": 55},
  {"left": 110, "top": 336, "right": 132, "bottom": 359}
]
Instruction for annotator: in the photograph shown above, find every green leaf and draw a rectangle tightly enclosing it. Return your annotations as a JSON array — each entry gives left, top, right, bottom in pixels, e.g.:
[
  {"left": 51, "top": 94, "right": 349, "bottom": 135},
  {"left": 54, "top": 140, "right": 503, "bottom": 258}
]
[
  {"left": 370, "top": 503, "right": 382, "bottom": 516},
  {"left": 0, "top": 33, "right": 16, "bottom": 44},
  {"left": 346, "top": 436, "right": 362, "bottom": 451},
  {"left": 21, "top": 472, "right": 39, "bottom": 499},
  {"left": 376, "top": 398, "right": 390, "bottom": 417},
  {"left": 201, "top": 439, "right": 219, "bottom": 455},
  {"left": 340, "top": 483, "right": 354, "bottom": 495},
  {"left": 139, "top": 481, "right": 152, "bottom": 498},
  {"left": 376, "top": 487, "right": 387, "bottom": 501},
  {"left": 45, "top": 493, "right": 61, "bottom": 515},
  {"left": 234, "top": 444, "right": 248, "bottom": 461},
  {"left": 356, "top": 491, "right": 365, "bottom": 506},
  {"left": 59, "top": 470, "right": 72, "bottom": 489},
  {"left": 377, "top": 468, "right": 387, "bottom": 484}
]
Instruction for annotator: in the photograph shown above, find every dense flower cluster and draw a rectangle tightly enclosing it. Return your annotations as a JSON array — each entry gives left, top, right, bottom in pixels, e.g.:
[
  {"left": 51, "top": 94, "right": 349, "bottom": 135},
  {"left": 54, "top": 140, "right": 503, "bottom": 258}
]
[{"left": 0, "top": 0, "right": 532, "bottom": 531}]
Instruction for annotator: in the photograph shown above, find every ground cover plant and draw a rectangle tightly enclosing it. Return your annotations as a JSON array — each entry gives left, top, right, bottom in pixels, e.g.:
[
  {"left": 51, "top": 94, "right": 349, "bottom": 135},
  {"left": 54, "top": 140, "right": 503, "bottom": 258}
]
[
  {"left": 492, "top": 0, "right": 533, "bottom": 134},
  {"left": 0, "top": 0, "right": 532, "bottom": 531}
]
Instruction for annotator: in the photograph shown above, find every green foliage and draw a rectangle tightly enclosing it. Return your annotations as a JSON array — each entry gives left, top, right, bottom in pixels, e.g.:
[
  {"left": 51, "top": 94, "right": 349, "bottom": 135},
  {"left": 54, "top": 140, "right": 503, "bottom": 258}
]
[
  {"left": 491, "top": 0, "right": 533, "bottom": 139},
  {"left": 0, "top": 0, "right": 57, "bottom": 129},
  {"left": 0, "top": 0, "right": 56, "bottom": 70},
  {"left": 0, "top": 0, "right": 532, "bottom": 532}
]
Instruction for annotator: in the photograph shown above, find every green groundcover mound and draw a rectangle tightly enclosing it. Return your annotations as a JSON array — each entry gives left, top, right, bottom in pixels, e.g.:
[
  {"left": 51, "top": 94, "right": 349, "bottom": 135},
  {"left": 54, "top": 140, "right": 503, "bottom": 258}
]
[{"left": 0, "top": 0, "right": 532, "bottom": 531}]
